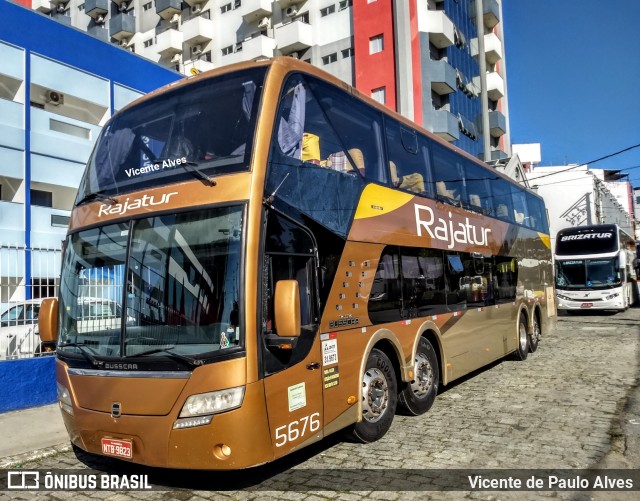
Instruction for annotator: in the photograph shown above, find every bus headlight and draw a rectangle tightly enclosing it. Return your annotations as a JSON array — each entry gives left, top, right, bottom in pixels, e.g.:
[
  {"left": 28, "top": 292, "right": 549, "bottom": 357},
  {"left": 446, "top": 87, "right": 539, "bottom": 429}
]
[
  {"left": 556, "top": 294, "right": 571, "bottom": 301},
  {"left": 179, "top": 386, "right": 245, "bottom": 418},
  {"left": 605, "top": 293, "right": 619, "bottom": 300},
  {"left": 57, "top": 383, "right": 73, "bottom": 415}
]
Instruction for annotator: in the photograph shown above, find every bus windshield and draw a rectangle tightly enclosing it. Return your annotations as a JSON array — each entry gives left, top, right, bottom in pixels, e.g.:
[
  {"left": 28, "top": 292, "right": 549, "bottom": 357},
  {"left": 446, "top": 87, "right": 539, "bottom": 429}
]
[
  {"left": 76, "top": 68, "right": 266, "bottom": 201},
  {"left": 556, "top": 258, "right": 621, "bottom": 289},
  {"left": 57, "top": 206, "right": 244, "bottom": 361}
]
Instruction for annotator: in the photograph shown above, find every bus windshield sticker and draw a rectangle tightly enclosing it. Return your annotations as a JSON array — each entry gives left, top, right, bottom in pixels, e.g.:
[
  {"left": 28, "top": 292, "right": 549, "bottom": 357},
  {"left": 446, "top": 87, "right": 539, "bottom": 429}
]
[{"left": 287, "top": 383, "right": 307, "bottom": 412}]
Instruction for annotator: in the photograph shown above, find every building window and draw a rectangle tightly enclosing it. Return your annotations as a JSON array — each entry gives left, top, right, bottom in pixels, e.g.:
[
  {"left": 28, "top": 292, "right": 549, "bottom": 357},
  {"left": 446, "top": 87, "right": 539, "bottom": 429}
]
[
  {"left": 31, "top": 190, "right": 53, "bottom": 208},
  {"left": 51, "top": 214, "right": 70, "bottom": 228},
  {"left": 341, "top": 47, "right": 354, "bottom": 58},
  {"left": 371, "top": 87, "right": 386, "bottom": 104},
  {"left": 222, "top": 45, "right": 233, "bottom": 56},
  {"left": 49, "top": 119, "right": 91, "bottom": 140},
  {"left": 320, "top": 5, "right": 336, "bottom": 17},
  {"left": 234, "top": 0, "right": 241, "bottom": 9},
  {"left": 143, "top": 2, "right": 152, "bottom": 11},
  {"left": 235, "top": 42, "right": 243, "bottom": 52},
  {"left": 321, "top": 53, "right": 337, "bottom": 65},
  {"left": 78, "top": 3, "right": 85, "bottom": 11},
  {"left": 369, "top": 34, "right": 383, "bottom": 54},
  {"left": 221, "top": 3, "right": 232, "bottom": 13},
  {"left": 143, "top": 39, "right": 153, "bottom": 48},
  {"left": 339, "top": 0, "right": 353, "bottom": 9}
]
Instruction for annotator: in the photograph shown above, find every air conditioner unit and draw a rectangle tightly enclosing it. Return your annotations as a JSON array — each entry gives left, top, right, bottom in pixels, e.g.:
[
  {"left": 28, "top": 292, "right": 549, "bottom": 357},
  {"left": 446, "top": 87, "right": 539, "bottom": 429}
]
[
  {"left": 118, "top": 2, "right": 128, "bottom": 12},
  {"left": 192, "top": 45, "right": 202, "bottom": 55},
  {"left": 191, "top": 5, "right": 202, "bottom": 14},
  {"left": 285, "top": 6, "right": 298, "bottom": 17},
  {"left": 170, "top": 12, "right": 180, "bottom": 24},
  {"left": 45, "top": 90, "right": 64, "bottom": 106},
  {"left": 119, "top": 38, "right": 129, "bottom": 47},
  {"left": 56, "top": 4, "right": 66, "bottom": 13},
  {"left": 257, "top": 16, "right": 270, "bottom": 29},
  {"left": 171, "top": 54, "right": 181, "bottom": 63},
  {"left": 95, "top": 14, "right": 105, "bottom": 24}
]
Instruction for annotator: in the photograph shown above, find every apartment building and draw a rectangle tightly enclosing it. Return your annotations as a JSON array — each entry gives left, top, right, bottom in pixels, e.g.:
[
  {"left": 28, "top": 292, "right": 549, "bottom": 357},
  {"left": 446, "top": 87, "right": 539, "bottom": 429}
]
[
  {"left": 0, "top": 0, "right": 180, "bottom": 306},
  {"left": 24, "top": 0, "right": 511, "bottom": 160}
]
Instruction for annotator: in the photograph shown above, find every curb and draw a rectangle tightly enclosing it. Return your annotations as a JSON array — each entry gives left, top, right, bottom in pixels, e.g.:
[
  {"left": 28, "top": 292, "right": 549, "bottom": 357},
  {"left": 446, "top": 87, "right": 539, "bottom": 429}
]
[{"left": 0, "top": 443, "right": 72, "bottom": 469}]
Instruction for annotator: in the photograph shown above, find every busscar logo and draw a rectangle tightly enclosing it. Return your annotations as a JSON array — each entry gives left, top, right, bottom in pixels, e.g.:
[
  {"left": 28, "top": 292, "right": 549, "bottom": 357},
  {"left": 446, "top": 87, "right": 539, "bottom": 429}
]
[
  {"left": 8, "top": 471, "right": 39, "bottom": 490},
  {"left": 97, "top": 192, "right": 178, "bottom": 217},
  {"left": 104, "top": 363, "right": 138, "bottom": 370}
]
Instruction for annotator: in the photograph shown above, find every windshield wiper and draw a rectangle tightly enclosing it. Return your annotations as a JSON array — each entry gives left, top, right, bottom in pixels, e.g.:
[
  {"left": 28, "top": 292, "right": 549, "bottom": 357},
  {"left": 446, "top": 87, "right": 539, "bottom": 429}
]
[
  {"left": 152, "top": 159, "right": 217, "bottom": 187},
  {"left": 75, "top": 191, "right": 118, "bottom": 207},
  {"left": 125, "top": 346, "right": 203, "bottom": 367},
  {"left": 58, "top": 341, "right": 103, "bottom": 367}
]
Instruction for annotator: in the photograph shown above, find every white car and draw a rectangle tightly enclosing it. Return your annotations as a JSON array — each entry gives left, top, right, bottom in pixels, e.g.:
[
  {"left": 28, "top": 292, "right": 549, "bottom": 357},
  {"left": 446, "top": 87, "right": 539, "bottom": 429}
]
[{"left": 0, "top": 299, "right": 55, "bottom": 359}]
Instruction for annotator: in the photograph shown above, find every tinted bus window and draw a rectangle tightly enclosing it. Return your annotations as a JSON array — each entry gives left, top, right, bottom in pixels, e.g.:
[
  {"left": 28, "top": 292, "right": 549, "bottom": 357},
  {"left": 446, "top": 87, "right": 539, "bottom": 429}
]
[
  {"left": 491, "top": 177, "right": 514, "bottom": 223},
  {"left": 431, "top": 142, "right": 465, "bottom": 206},
  {"left": 511, "top": 186, "right": 530, "bottom": 227},
  {"left": 463, "top": 161, "right": 493, "bottom": 215},
  {"left": 401, "top": 248, "right": 446, "bottom": 317},
  {"left": 368, "top": 247, "right": 402, "bottom": 323},
  {"left": 385, "top": 119, "right": 433, "bottom": 197}
]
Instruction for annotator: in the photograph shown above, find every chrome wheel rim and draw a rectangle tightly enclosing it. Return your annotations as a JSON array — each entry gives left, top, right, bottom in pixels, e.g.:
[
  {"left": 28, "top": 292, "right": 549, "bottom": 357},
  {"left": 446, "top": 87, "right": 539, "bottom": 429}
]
[
  {"left": 362, "top": 367, "right": 389, "bottom": 423},
  {"left": 410, "top": 352, "right": 434, "bottom": 399},
  {"left": 519, "top": 321, "right": 528, "bottom": 352}
]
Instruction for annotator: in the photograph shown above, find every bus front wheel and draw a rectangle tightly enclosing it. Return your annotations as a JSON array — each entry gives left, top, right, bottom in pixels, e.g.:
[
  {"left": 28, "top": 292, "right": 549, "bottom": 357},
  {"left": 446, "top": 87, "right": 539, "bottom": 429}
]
[
  {"left": 513, "top": 315, "right": 529, "bottom": 361},
  {"left": 398, "top": 337, "right": 439, "bottom": 416},
  {"left": 351, "top": 348, "right": 397, "bottom": 443}
]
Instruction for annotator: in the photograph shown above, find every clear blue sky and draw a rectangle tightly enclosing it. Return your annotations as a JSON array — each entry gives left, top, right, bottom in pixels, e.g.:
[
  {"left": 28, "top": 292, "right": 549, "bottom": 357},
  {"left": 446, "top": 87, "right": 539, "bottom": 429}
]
[{"left": 502, "top": 1, "right": 640, "bottom": 188}]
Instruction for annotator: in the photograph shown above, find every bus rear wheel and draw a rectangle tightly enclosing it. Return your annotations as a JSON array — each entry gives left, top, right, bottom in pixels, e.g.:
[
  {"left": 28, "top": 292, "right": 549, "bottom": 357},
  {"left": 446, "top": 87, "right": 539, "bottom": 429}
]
[
  {"left": 398, "top": 337, "right": 438, "bottom": 416},
  {"left": 529, "top": 315, "right": 540, "bottom": 353},
  {"left": 513, "top": 314, "right": 529, "bottom": 361},
  {"left": 351, "top": 348, "right": 397, "bottom": 443}
]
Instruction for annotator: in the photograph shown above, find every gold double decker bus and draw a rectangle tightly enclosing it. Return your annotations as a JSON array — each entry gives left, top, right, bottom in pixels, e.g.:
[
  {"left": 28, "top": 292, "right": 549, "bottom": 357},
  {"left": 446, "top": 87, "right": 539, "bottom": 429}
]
[{"left": 39, "top": 57, "right": 556, "bottom": 470}]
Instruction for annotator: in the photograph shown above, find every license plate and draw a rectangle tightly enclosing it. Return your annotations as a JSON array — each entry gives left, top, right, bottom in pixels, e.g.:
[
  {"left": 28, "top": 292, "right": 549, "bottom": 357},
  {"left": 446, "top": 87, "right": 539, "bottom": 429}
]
[
  {"left": 581, "top": 303, "right": 593, "bottom": 308},
  {"left": 101, "top": 438, "right": 133, "bottom": 459}
]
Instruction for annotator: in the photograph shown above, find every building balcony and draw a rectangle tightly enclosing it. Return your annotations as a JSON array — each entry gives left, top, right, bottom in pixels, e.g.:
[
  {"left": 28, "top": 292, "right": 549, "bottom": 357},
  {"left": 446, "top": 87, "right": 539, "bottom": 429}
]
[
  {"left": 489, "top": 110, "right": 506, "bottom": 137},
  {"left": 51, "top": 12, "right": 72, "bottom": 26},
  {"left": 0, "top": 201, "right": 25, "bottom": 246},
  {"left": 482, "top": 0, "right": 500, "bottom": 29},
  {"left": 486, "top": 72, "right": 504, "bottom": 101},
  {"left": 31, "top": 206, "right": 72, "bottom": 249},
  {"left": 240, "top": 0, "right": 273, "bottom": 22},
  {"left": 432, "top": 109, "right": 459, "bottom": 142},
  {"left": 110, "top": 13, "right": 136, "bottom": 41},
  {"left": 84, "top": 0, "right": 108, "bottom": 19},
  {"left": 0, "top": 100, "right": 24, "bottom": 153},
  {"left": 471, "top": 32, "right": 502, "bottom": 65},
  {"left": 184, "top": 58, "right": 216, "bottom": 75},
  {"left": 155, "top": 0, "right": 182, "bottom": 22},
  {"left": 490, "top": 148, "right": 508, "bottom": 161},
  {"left": 32, "top": 0, "right": 53, "bottom": 14},
  {"left": 275, "top": 19, "right": 313, "bottom": 54},
  {"left": 156, "top": 28, "right": 184, "bottom": 56},
  {"left": 420, "top": 10, "right": 455, "bottom": 49},
  {"left": 88, "top": 24, "right": 109, "bottom": 42},
  {"left": 242, "top": 34, "right": 277, "bottom": 60},
  {"left": 429, "top": 59, "right": 456, "bottom": 95},
  {"left": 181, "top": 16, "right": 214, "bottom": 45},
  {"left": 278, "top": 0, "right": 300, "bottom": 8}
]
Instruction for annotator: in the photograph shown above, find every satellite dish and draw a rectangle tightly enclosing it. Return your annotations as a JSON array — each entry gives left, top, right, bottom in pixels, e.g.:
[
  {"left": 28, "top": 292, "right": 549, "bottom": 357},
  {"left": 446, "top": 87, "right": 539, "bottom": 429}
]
[{"left": 190, "top": 68, "right": 200, "bottom": 75}]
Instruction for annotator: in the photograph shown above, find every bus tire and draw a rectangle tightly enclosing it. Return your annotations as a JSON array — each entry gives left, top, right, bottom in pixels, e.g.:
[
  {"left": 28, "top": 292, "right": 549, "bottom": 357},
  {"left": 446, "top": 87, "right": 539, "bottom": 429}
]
[
  {"left": 398, "top": 337, "right": 438, "bottom": 416},
  {"left": 351, "top": 348, "right": 397, "bottom": 443},
  {"left": 513, "top": 314, "right": 529, "bottom": 361},
  {"left": 528, "top": 314, "right": 540, "bottom": 353}
]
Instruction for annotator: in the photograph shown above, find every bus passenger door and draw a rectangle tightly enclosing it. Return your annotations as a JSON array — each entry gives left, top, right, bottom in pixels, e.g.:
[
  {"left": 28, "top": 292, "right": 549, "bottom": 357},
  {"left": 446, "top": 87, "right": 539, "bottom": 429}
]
[{"left": 261, "top": 213, "right": 324, "bottom": 459}]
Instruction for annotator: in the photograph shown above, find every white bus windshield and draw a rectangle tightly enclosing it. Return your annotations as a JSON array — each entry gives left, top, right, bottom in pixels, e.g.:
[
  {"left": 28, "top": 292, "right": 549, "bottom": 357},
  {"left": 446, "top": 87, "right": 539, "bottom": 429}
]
[
  {"left": 76, "top": 68, "right": 266, "bottom": 202},
  {"left": 556, "top": 258, "right": 621, "bottom": 289}
]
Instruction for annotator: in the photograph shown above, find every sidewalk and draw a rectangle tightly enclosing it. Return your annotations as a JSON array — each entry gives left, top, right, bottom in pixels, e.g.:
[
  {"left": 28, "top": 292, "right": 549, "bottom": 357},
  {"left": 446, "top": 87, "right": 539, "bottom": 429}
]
[{"left": 0, "top": 404, "right": 70, "bottom": 467}]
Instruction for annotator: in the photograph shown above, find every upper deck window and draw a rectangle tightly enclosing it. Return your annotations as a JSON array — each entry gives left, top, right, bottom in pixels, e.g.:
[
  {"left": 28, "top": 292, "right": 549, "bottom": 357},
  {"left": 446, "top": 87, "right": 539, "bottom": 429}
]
[{"left": 76, "top": 67, "right": 267, "bottom": 202}]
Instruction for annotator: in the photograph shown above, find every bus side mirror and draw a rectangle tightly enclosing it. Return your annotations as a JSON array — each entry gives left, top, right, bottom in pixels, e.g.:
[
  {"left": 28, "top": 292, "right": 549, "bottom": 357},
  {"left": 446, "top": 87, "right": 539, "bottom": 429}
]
[
  {"left": 38, "top": 298, "right": 59, "bottom": 343},
  {"left": 274, "top": 280, "right": 300, "bottom": 338}
]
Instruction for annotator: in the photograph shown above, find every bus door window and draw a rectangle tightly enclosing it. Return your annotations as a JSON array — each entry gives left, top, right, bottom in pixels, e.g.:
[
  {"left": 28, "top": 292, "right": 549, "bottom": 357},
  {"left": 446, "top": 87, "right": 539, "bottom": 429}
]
[
  {"left": 262, "top": 211, "right": 319, "bottom": 375},
  {"left": 444, "top": 253, "right": 467, "bottom": 311},
  {"left": 461, "top": 253, "right": 493, "bottom": 306},
  {"left": 384, "top": 118, "right": 433, "bottom": 197},
  {"left": 400, "top": 248, "right": 446, "bottom": 317},
  {"left": 368, "top": 247, "right": 402, "bottom": 324}
]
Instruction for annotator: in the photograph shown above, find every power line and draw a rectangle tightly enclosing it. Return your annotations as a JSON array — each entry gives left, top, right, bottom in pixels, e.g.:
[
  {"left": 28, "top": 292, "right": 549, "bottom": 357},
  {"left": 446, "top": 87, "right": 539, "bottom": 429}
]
[
  {"left": 528, "top": 142, "right": 640, "bottom": 181},
  {"left": 531, "top": 164, "right": 640, "bottom": 189}
]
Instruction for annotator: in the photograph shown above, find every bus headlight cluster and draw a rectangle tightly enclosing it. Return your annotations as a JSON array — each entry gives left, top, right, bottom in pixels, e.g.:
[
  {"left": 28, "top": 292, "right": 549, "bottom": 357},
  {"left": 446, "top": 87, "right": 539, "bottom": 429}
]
[
  {"left": 605, "top": 293, "right": 619, "bottom": 300},
  {"left": 57, "top": 383, "right": 73, "bottom": 415},
  {"left": 556, "top": 294, "right": 572, "bottom": 301},
  {"left": 179, "top": 386, "right": 245, "bottom": 418}
]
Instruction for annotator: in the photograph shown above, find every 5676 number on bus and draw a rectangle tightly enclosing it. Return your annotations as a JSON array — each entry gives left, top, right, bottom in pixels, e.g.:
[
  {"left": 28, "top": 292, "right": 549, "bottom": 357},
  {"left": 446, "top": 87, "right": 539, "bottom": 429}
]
[{"left": 274, "top": 412, "right": 320, "bottom": 447}]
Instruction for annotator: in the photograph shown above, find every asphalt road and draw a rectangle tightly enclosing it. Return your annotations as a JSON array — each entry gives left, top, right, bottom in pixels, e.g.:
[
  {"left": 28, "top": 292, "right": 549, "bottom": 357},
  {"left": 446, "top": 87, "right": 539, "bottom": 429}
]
[{"left": 2, "top": 306, "right": 639, "bottom": 500}]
